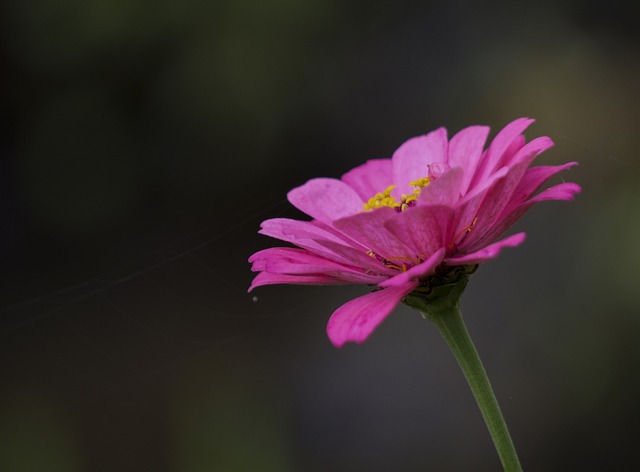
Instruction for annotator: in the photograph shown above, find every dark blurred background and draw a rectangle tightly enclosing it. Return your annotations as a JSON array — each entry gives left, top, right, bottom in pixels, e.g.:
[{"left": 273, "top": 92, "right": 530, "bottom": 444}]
[{"left": 0, "top": 0, "right": 638, "bottom": 470}]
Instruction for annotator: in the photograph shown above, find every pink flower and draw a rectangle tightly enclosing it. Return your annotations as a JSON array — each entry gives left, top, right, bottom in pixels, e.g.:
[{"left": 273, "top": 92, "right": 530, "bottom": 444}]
[{"left": 249, "top": 118, "right": 581, "bottom": 347}]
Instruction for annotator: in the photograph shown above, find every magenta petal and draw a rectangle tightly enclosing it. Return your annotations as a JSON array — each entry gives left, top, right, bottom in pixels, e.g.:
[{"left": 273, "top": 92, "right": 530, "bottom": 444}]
[
  {"left": 392, "top": 127, "right": 448, "bottom": 194},
  {"left": 379, "top": 248, "right": 445, "bottom": 288},
  {"left": 341, "top": 158, "right": 393, "bottom": 200},
  {"left": 326, "top": 282, "right": 418, "bottom": 347},
  {"left": 509, "top": 162, "right": 579, "bottom": 205},
  {"left": 249, "top": 247, "right": 384, "bottom": 284},
  {"left": 310, "top": 219, "right": 370, "bottom": 248},
  {"left": 315, "top": 240, "right": 397, "bottom": 276},
  {"left": 257, "top": 220, "right": 390, "bottom": 279},
  {"left": 472, "top": 117, "right": 534, "bottom": 185},
  {"left": 260, "top": 218, "right": 347, "bottom": 246},
  {"left": 524, "top": 182, "right": 582, "bottom": 204},
  {"left": 457, "top": 165, "right": 509, "bottom": 207},
  {"left": 259, "top": 218, "right": 362, "bottom": 264},
  {"left": 447, "top": 125, "right": 490, "bottom": 195},
  {"left": 452, "top": 166, "right": 509, "bottom": 238},
  {"left": 468, "top": 182, "right": 581, "bottom": 251},
  {"left": 446, "top": 233, "right": 526, "bottom": 266},
  {"left": 485, "top": 117, "right": 534, "bottom": 166},
  {"left": 333, "top": 207, "right": 414, "bottom": 262},
  {"left": 498, "top": 134, "right": 526, "bottom": 169},
  {"left": 418, "top": 166, "right": 464, "bottom": 206},
  {"left": 463, "top": 137, "right": 555, "bottom": 248},
  {"left": 287, "top": 178, "right": 363, "bottom": 225},
  {"left": 384, "top": 205, "right": 454, "bottom": 262},
  {"left": 249, "top": 272, "right": 348, "bottom": 292},
  {"left": 505, "top": 136, "right": 553, "bottom": 168}
]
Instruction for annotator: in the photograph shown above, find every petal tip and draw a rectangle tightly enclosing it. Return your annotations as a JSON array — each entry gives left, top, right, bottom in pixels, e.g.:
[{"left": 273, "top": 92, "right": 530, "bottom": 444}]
[{"left": 325, "top": 284, "right": 416, "bottom": 348}]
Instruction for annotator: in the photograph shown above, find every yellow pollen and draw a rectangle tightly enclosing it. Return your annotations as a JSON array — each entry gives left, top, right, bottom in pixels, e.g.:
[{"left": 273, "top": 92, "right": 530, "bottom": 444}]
[
  {"left": 362, "top": 176, "right": 431, "bottom": 212},
  {"left": 409, "top": 177, "right": 431, "bottom": 189},
  {"left": 362, "top": 185, "right": 400, "bottom": 211}
]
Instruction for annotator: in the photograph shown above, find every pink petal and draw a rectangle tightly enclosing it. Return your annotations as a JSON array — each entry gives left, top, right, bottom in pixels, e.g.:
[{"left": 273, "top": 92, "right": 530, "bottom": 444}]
[
  {"left": 259, "top": 218, "right": 361, "bottom": 264},
  {"left": 314, "top": 239, "right": 398, "bottom": 276},
  {"left": 447, "top": 125, "right": 490, "bottom": 195},
  {"left": 249, "top": 272, "right": 349, "bottom": 292},
  {"left": 486, "top": 117, "right": 534, "bottom": 164},
  {"left": 471, "top": 118, "right": 534, "bottom": 186},
  {"left": 341, "top": 158, "right": 393, "bottom": 200},
  {"left": 451, "top": 166, "right": 509, "bottom": 240},
  {"left": 310, "top": 219, "right": 369, "bottom": 248},
  {"left": 326, "top": 282, "right": 418, "bottom": 347},
  {"left": 379, "top": 248, "right": 445, "bottom": 288},
  {"left": 505, "top": 136, "right": 554, "bottom": 168},
  {"left": 462, "top": 137, "right": 555, "bottom": 248},
  {"left": 392, "top": 127, "right": 448, "bottom": 194},
  {"left": 287, "top": 178, "right": 363, "bottom": 225},
  {"left": 333, "top": 207, "right": 414, "bottom": 262},
  {"left": 523, "top": 182, "right": 582, "bottom": 204},
  {"left": 417, "top": 166, "right": 464, "bottom": 207},
  {"left": 496, "top": 134, "right": 526, "bottom": 169},
  {"left": 258, "top": 219, "right": 392, "bottom": 278},
  {"left": 249, "top": 247, "right": 385, "bottom": 284},
  {"left": 260, "top": 218, "right": 346, "bottom": 245},
  {"left": 467, "top": 182, "right": 581, "bottom": 251},
  {"left": 384, "top": 205, "right": 454, "bottom": 262},
  {"left": 446, "top": 233, "right": 526, "bottom": 266},
  {"left": 456, "top": 165, "right": 510, "bottom": 208},
  {"left": 509, "top": 162, "right": 579, "bottom": 206}
]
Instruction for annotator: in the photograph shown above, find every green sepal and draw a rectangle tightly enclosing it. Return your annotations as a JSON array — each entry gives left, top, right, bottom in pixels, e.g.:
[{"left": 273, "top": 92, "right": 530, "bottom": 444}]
[{"left": 403, "top": 264, "right": 477, "bottom": 318}]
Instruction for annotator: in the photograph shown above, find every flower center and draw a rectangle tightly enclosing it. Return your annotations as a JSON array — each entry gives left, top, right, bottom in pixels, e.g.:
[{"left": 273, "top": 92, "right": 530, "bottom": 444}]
[{"left": 362, "top": 177, "right": 431, "bottom": 212}]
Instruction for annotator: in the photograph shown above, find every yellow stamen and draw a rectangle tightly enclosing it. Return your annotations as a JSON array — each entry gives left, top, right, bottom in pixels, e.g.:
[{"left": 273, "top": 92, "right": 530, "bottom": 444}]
[
  {"left": 409, "top": 177, "right": 431, "bottom": 189},
  {"left": 362, "top": 176, "right": 431, "bottom": 212},
  {"left": 362, "top": 185, "right": 400, "bottom": 211}
]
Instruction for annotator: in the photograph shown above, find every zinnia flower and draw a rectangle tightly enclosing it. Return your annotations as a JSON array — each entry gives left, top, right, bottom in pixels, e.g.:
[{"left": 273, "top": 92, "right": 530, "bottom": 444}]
[{"left": 249, "top": 118, "right": 580, "bottom": 347}]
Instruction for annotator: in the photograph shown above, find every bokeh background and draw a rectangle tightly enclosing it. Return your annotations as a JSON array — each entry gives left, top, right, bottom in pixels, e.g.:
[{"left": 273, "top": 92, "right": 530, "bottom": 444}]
[{"left": 0, "top": 0, "right": 638, "bottom": 470}]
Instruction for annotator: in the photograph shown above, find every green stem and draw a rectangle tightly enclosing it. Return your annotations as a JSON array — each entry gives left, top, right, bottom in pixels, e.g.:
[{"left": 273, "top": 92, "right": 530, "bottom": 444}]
[{"left": 423, "top": 306, "right": 523, "bottom": 472}]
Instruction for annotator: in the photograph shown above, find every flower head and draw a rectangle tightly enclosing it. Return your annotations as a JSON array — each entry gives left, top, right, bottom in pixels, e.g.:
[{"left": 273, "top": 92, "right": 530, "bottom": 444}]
[{"left": 249, "top": 118, "right": 581, "bottom": 347}]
